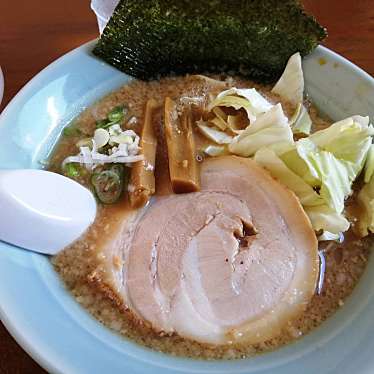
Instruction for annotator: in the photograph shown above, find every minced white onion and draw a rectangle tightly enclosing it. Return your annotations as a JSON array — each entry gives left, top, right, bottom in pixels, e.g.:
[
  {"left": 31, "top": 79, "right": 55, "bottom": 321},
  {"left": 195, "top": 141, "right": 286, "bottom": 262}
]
[{"left": 62, "top": 124, "right": 143, "bottom": 170}]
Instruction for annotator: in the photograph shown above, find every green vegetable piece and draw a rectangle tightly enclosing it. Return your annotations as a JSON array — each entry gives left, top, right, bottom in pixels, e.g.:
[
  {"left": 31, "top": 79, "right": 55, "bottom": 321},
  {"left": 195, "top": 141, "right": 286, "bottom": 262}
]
[
  {"left": 91, "top": 169, "right": 123, "bottom": 204},
  {"left": 111, "top": 163, "right": 130, "bottom": 190},
  {"left": 93, "top": 0, "right": 327, "bottom": 82},
  {"left": 290, "top": 104, "right": 313, "bottom": 135},
  {"left": 65, "top": 163, "right": 80, "bottom": 178},
  {"left": 96, "top": 106, "right": 128, "bottom": 129},
  {"left": 110, "top": 163, "right": 124, "bottom": 176},
  {"left": 108, "top": 106, "right": 125, "bottom": 123},
  {"left": 364, "top": 145, "right": 374, "bottom": 183},
  {"left": 356, "top": 176, "right": 374, "bottom": 237},
  {"left": 96, "top": 119, "right": 111, "bottom": 129},
  {"left": 63, "top": 126, "right": 81, "bottom": 137},
  {"left": 110, "top": 163, "right": 128, "bottom": 184}
]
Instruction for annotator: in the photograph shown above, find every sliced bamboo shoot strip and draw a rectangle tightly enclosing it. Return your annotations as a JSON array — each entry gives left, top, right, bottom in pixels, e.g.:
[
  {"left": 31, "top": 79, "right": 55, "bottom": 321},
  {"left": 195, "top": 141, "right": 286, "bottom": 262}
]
[
  {"left": 164, "top": 97, "right": 200, "bottom": 193},
  {"left": 129, "top": 99, "right": 158, "bottom": 208}
]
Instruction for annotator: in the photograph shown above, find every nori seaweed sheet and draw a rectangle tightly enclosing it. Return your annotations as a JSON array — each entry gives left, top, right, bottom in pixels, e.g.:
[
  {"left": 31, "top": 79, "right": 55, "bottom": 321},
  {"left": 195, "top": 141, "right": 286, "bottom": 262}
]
[{"left": 93, "top": 0, "right": 327, "bottom": 82}]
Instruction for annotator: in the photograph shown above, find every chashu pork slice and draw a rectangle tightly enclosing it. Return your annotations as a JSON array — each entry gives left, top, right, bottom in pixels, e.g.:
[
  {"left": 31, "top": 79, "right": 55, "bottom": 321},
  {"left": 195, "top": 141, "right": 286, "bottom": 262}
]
[{"left": 89, "top": 156, "right": 319, "bottom": 345}]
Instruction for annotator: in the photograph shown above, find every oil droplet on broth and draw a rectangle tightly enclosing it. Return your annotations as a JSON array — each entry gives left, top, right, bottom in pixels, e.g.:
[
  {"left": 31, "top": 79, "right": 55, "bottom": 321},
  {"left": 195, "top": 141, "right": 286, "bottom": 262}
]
[
  {"left": 196, "top": 153, "right": 204, "bottom": 162},
  {"left": 318, "top": 57, "right": 327, "bottom": 66}
]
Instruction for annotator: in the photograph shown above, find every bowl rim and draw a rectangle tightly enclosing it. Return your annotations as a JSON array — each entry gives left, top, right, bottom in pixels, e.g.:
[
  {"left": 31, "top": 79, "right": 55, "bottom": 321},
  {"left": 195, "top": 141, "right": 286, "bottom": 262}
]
[{"left": 1, "top": 40, "right": 374, "bottom": 374}]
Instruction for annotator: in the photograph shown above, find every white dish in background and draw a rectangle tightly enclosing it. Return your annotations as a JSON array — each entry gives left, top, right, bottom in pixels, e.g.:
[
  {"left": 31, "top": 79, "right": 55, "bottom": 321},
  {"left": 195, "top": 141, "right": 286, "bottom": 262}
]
[
  {"left": 91, "top": 0, "right": 119, "bottom": 33},
  {"left": 0, "top": 40, "right": 374, "bottom": 373}
]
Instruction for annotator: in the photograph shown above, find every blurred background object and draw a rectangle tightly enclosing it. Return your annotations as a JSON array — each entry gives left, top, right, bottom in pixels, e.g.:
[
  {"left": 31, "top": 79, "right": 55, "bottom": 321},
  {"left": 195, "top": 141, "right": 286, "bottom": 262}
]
[
  {"left": 0, "top": 66, "right": 3, "bottom": 105},
  {"left": 91, "top": 0, "right": 119, "bottom": 33}
]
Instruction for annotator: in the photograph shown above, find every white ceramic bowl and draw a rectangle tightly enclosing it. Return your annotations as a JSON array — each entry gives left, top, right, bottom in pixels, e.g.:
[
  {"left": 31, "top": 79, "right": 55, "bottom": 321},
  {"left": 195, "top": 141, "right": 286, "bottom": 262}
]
[{"left": 0, "top": 41, "right": 374, "bottom": 374}]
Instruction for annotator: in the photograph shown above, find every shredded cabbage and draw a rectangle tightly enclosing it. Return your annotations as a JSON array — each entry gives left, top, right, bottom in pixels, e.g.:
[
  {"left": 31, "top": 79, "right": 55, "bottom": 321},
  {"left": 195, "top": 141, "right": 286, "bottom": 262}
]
[{"left": 272, "top": 52, "right": 304, "bottom": 106}]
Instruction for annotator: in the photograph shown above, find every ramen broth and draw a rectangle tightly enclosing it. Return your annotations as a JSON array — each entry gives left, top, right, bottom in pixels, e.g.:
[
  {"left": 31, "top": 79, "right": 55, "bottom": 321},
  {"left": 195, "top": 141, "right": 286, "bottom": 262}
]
[{"left": 51, "top": 75, "right": 372, "bottom": 359}]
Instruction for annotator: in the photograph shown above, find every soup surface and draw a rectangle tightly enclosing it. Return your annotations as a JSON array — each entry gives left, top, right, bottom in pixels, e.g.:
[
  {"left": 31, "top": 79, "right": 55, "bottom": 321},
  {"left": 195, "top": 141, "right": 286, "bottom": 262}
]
[{"left": 51, "top": 75, "right": 372, "bottom": 359}]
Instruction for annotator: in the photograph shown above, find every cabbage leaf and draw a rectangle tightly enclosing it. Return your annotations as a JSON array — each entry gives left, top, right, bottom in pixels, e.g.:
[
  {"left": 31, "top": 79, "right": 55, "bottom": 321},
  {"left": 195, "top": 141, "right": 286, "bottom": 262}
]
[
  {"left": 318, "top": 231, "right": 342, "bottom": 242},
  {"left": 356, "top": 177, "right": 374, "bottom": 237},
  {"left": 254, "top": 115, "right": 374, "bottom": 236},
  {"left": 196, "top": 121, "right": 233, "bottom": 144},
  {"left": 254, "top": 147, "right": 323, "bottom": 207},
  {"left": 308, "top": 116, "right": 373, "bottom": 167},
  {"left": 290, "top": 103, "right": 312, "bottom": 135},
  {"left": 271, "top": 52, "right": 304, "bottom": 106},
  {"left": 363, "top": 144, "right": 374, "bottom": 183},
  {"left": 280, "top": 139, "right": 320, "bottom": 186},
  {"left": 208, "top": 87, "right": 273, "bottom": 123},
  {"left": 229, "top": 104, "right": 293, "bottom": 157},
  {"left": 203, "top": 145, "right": 226, "bottom": 156},
  {"left": 254, "top": 148, "right": 349, "bottom": 235},
  {"left": 282, "top": 117, "right": 373, "bottom": 210},
  {"left": 309, "top": 151, "right": 352, "bottom": 214},
  {"left": 305, "top": 205, "right": 350, "bottom": 234}
]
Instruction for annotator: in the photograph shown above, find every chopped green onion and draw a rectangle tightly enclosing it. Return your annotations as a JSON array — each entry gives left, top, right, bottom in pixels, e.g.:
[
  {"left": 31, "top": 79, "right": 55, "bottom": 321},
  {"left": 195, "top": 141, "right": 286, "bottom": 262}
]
[
  {"left": 95, "top": 119, "right": 119, "bottom": 129},
  {"left": 65, "top": 163, "right": 80, "bottom": 178},
  {"left": 110, "top": 164, "right": 124, "bottom": 177},
  {"left": 96, "top": 105, "right": 129, "bottom": 129},
  {"left": 111, "top": 164, "right": 130, "bottom": 189},
  {"left": 96, "top": 119, "right": 111, "bottom": 129},
  {"left": 63, "top": 126, "right": 81, "bottom": 137},
  {"left": 91, "top": 169, "right": 123, "bottom": 204},
  {"left": 108, "top": 105, "right": 125, "bottom": 123}
]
